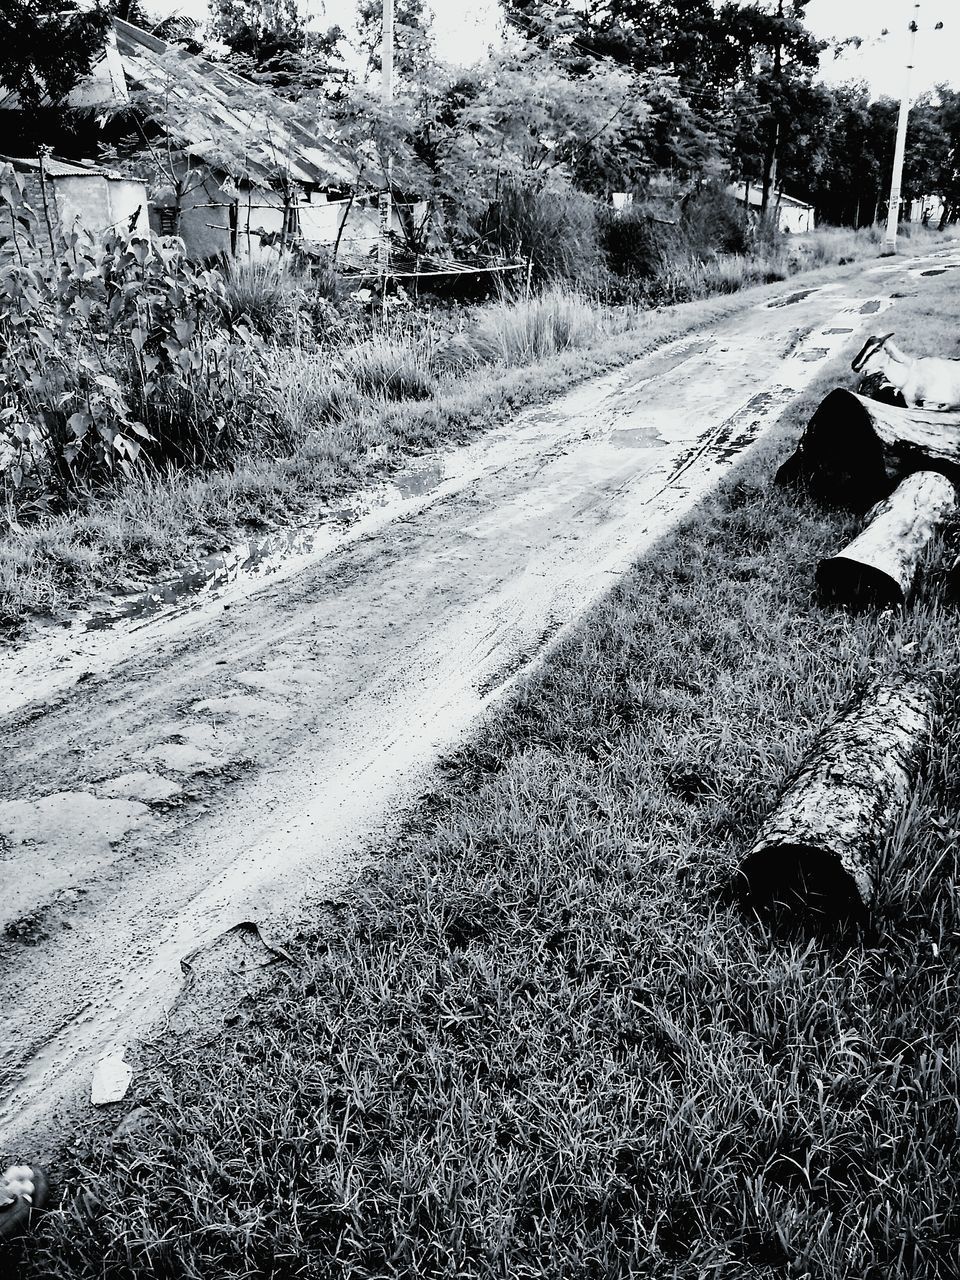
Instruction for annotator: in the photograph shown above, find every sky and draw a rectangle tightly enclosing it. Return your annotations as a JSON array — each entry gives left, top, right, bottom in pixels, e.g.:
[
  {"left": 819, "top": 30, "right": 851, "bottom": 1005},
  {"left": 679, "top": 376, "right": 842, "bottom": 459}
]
[{"left": 150, "top": 0, "right": 960, "bottom": 99}]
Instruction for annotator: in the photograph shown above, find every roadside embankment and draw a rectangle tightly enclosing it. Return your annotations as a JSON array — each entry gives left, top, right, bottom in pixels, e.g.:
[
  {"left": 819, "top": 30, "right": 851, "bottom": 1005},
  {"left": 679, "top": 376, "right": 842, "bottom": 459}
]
[{"left": 1, "top": 229, "right": 948, "bottom": 634}]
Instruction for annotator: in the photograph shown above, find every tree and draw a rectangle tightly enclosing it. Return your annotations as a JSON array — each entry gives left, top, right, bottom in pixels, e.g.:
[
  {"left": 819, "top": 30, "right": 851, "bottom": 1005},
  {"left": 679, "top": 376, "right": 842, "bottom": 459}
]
[
  {"left": 210, "top": 0, "right": 304, "bottom": 72},
  {"left": 355, "top": 0, "right": 436, "bottom": 89},
  {"left": 332, "top": 17, "right": 653, "bottom": 260},
  {"left": 210, "top": 0, "right": 346, "bottom": 98},
  {"left": 934, "top": 86, "right": 960, "bottom": 226},
  {"left": 902, "top": 96, "right": 950, "bottom": 215},
  {"left": 0, "top": 1, "right": 112, "bottom": 112}
]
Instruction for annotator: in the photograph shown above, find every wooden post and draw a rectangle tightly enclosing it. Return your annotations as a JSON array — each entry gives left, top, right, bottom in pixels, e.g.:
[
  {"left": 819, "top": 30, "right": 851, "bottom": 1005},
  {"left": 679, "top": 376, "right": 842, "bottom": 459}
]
[
  {"left": 740, "top": 676, "right": 934, "bottom": 916},
  {"left": 817, "top": 470, "right": 957, "bottom": 608},
  {"left": 776, "top": 387, "right": 960, "bottom": 511},
  {"left": 377, "top": 0, "right": 394, "bottom": 281}
]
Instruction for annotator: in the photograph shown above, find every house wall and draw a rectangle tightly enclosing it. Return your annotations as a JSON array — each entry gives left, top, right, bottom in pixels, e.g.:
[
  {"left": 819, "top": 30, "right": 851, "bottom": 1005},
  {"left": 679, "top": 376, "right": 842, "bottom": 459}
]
[
  {"left": 54, "top": 176, "right": 149, "bottom": 239},
  {"left": 166, "top": 172, "right": 427, "bottom": 263},
  {"left": 777, "top": 203, "right": 815, "bottom": 234},
  {"left": 910, "top": 196, "right": 945, "bottom": 225},
  {"left": 0, "top": 170, "right": 148, "bottom": 259},
  {"left": 729, "top": 182, "right": 815, "bottom": 235}
]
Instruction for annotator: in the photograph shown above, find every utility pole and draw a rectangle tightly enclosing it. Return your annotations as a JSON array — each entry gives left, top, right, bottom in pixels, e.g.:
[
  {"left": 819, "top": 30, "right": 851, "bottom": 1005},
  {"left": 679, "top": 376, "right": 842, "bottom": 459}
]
[
  {"left": 377, "top": 0, "right": 394, "bottom": 279},
  {"left": 883, "top": 3, "right": 921, "bottom": 254},
  {"left": 760, "top": 0, "right": 784, "bottom": 222},
  {"left": 882, "top": 4, "right": 944, "bottom": 252}
]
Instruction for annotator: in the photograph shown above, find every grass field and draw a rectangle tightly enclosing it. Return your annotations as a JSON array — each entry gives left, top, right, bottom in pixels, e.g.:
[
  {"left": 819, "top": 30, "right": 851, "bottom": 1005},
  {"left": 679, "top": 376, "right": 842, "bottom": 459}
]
[
  {"left": 9, "top": 269, "right": 960, "bottom": 1280},
  {"left": 0, "top": 229, "right": 944, "bottom": 634}
]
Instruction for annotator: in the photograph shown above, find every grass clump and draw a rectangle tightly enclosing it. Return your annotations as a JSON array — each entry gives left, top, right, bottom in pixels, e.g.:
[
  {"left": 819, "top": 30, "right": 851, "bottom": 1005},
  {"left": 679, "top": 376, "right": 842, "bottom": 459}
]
[
  {"left": 447, "top": 289, "right": 616, "bottom": 368},
  {"left": 340, "top": 335, "right": 439, "bottom": 402},
  {"left": 13, "top": 272, "right": 960, "bottom": 1280}
]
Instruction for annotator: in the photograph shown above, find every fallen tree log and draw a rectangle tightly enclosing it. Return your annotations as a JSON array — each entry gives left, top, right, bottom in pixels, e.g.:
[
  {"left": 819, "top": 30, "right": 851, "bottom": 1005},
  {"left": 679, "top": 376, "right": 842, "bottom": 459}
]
[
  {"left": 740, "top": 676, "right": 934, "bottom": 917},
  {"left": 817, "top": 470, "right": 957, "bottom": 609},
  {"left": 776, "top": 388, "right": 960, "bottom": 510}
]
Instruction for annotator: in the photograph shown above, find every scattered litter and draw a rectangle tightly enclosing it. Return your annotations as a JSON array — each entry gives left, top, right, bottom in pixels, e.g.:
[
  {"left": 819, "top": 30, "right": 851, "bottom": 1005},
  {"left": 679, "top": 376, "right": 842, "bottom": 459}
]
[
  {"left": 180, "top": 920, "right": 297, "bottom": 974},
  {"left": 91, "top": 1050, "right": 132, "bottom": 1105}
]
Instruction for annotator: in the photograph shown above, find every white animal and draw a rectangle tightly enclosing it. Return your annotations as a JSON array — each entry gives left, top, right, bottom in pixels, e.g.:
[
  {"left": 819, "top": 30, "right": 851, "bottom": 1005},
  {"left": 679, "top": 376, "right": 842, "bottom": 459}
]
[{"left": 851, "top": 333, "right": 960, "bottom": 411}]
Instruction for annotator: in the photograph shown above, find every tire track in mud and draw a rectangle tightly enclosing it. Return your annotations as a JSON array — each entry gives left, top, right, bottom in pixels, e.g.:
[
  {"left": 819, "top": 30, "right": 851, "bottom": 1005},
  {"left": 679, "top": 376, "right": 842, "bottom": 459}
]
[{"left": 0, "top": 249, "right": 956, "bottom": 1150}]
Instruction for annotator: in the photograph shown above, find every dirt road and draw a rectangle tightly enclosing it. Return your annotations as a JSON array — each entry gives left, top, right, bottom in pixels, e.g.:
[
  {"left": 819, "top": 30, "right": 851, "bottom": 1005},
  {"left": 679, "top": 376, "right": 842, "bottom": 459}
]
[{"left": 0, "top": 250, "right": 954, "bottom": 1150}]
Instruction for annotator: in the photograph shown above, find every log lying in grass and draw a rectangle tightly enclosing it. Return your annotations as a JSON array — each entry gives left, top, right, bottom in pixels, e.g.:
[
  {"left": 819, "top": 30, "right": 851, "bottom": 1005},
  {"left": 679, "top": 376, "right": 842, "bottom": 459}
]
[
  {"left": 817, "top": 471, "right": 957, "bottom": 609},
  {"left": 776, "top": 388, "right": 960, "bottom": 510},
  {"left": 740, "top": 677, "right": 934, "bottom": 916}
]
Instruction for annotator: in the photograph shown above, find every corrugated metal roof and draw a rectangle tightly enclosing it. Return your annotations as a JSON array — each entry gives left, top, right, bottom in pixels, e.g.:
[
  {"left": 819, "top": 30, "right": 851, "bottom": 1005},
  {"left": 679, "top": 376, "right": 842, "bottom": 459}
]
[
  {"left": 0, "top": 153, "right": 134, "bottom": 181},
  {"left": 731, "top": 181, "right": 813, "bottom": 212},
  {"left": 111, "top": 18, "right": 370, "bottom": 190}
]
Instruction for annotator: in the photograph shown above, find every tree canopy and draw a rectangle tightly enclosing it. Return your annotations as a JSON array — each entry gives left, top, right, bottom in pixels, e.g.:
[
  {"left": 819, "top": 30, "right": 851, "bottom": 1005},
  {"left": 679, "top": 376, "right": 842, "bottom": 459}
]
[{"left": 0, "top": 1, "right": 112, "bottom": 112}]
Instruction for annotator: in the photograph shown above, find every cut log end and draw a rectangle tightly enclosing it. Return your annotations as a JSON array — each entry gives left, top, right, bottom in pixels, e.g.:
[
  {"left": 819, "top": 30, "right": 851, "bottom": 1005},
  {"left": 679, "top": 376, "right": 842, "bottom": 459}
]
[
  {"left": 741, "top": 843, "right": 869, "bottom": 922},
  {"left": 816, "top": 470, "right": 957, "bottom": 610},
  {"left": 776, "top": 388, "right": 960, "bottom": 511},
  {"left": 816, "top": 558, "right": 905, "bottom": 610},
  {"left": 739, "top": 677, "right": 933, "bottom": 920},
  {"left": 775, "top": 388, "right": 889, "bottom": 509}
]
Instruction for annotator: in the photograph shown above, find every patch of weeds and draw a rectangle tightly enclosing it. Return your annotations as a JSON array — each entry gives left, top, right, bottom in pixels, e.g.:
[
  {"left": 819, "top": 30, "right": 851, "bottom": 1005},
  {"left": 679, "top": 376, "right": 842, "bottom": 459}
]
[{"left": 2, "top": 907, "right": 51, "bottom": 946}]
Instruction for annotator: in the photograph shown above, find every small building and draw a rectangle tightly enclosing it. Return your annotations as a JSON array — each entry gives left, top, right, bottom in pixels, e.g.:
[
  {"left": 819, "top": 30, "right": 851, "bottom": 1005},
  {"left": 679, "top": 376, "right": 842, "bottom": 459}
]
[
  {"left": 90, "top": 19, "right": 425, "bottom": 264},
  {"left": 0, "top": 154, "right": 148, "bottom": 259},
  {"left": 909, "top": 195, "right": 945, "bottom": 226},
  {"left": 730, "top": 182, "right": 816, "bottom": 235}
]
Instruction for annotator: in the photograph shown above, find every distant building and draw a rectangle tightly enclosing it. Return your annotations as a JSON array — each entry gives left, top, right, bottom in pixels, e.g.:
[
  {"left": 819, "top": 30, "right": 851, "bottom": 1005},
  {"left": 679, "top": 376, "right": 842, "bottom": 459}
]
[
  {"left": 730, "top": 182, "right": 816, "bottom": 235},
  {"left": 909, "top": 196, "right": 945, "bottom": 226}
]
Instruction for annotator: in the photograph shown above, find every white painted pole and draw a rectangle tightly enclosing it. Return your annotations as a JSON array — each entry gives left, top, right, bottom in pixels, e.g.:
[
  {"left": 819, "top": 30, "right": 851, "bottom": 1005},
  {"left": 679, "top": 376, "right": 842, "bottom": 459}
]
[
  {"left": 378, "top": 0, "right": 394, "bottom": 278},
  {"left": 883, "top": 3, "right": 921, "bottom": 255}
]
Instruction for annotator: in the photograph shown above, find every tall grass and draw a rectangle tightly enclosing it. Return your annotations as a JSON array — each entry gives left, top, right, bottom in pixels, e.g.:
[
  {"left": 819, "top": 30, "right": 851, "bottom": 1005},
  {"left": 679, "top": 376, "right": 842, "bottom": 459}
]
[
  {"left": 485, "top": 183, "right": 605, "bottom": 288},
  {"left": 444, "top": 290, "right": 618, "bottom": 368}
]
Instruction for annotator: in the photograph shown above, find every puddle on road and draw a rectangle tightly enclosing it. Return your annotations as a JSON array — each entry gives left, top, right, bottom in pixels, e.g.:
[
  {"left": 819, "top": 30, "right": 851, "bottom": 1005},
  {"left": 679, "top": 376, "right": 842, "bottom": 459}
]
[
  {"left": 823, "top": 327, "right": 853, "bottom": 335},
  {"left": 860, "top": 299, "right": 883, "bottom": 314},
  {"left": 391, "top": 461, "right": 447, "bottom": 498},
  {"left": 766, "top": 289, "right": 817, "bottom": 309},
  {"left": 83, "top": 526, "right": 341, "bottom": 633},
  {"left": 608, "top": 426, "right": 667, "bottom": 450},
  {"left": 799, "top": 348, "right": 830, "bottom": 362},
  {"left": 78, "top": 466, "right": 450, "bottom": 635},
  {"left": 0, "top": 792, "right": 151, "bottom": 930}
]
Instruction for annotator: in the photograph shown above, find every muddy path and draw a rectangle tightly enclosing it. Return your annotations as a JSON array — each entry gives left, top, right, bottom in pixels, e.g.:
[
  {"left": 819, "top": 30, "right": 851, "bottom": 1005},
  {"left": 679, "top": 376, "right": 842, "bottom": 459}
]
[{"left": 0, "top": 248, "right": 954, "bottom": 1152}]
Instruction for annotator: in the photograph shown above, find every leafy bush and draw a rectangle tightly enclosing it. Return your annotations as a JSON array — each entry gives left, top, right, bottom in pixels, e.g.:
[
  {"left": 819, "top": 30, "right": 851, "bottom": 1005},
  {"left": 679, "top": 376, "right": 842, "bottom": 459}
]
[
  {"left": 484, "top": 183, "right": 605, "bottom": 288},
  {"left": 0, "top": 166, "right": 265, "bottom": 505}
]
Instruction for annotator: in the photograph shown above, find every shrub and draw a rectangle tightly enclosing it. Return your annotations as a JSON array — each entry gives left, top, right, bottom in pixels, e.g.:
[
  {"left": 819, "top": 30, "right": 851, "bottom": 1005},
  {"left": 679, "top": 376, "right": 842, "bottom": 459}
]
[
  {"left": 447, "top": 289, "right": 609, "bottom": 367},
  {"left": 597, "top": 204, "right": 670, "bottom": 281},
  {"left": 680, "top": 185, "right": 753, "bottom": 256},
  {"left": 484, "top": 183, "right": 604, "bottom": 288}
]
